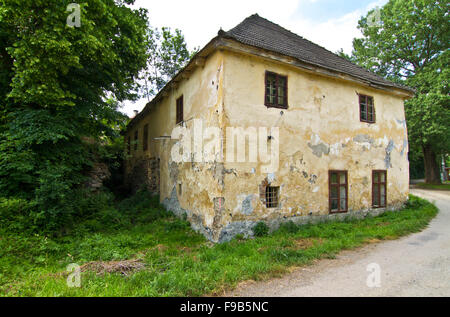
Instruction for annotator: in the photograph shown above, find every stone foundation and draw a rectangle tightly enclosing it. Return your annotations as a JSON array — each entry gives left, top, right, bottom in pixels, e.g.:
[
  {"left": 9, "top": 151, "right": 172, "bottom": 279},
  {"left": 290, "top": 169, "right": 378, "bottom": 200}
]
[{"left": 163, "top": 191, "right": 406, "bottom": 243}]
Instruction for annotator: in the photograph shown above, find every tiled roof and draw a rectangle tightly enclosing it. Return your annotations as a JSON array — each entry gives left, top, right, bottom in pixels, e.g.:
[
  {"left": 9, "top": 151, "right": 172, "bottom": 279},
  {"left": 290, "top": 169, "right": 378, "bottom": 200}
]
[
  {"left": 127, "top": 14, "right": 413, "bottom": 129},
  {"left": 222, "top": 14, "right": 413, "bottom": 93}
]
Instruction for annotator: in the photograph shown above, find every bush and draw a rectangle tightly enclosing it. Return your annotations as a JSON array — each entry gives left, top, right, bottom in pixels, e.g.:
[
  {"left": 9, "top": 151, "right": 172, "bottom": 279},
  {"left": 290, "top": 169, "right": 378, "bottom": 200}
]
[
  {"left": 0, "top": 197, "right": 37, "bottom": 231},
  {"left": 253, "top": 222, "right": 269, "bottom": 237}
]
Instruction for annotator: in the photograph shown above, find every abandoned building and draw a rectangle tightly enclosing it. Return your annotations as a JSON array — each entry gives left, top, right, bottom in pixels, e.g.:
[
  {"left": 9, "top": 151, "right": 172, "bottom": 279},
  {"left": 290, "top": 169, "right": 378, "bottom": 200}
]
[{"left": 125, "top": 14, "right": 415, "bottom": 243}]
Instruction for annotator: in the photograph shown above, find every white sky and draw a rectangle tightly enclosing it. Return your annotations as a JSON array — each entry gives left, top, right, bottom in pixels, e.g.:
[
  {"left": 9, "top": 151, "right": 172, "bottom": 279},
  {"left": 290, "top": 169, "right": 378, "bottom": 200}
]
[{"left": 122, "top": 0, "right": 387, "bottom": 116}]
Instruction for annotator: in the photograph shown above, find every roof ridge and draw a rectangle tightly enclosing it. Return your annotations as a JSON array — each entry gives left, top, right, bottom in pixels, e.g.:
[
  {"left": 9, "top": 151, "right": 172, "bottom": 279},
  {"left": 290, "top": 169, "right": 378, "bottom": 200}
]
[
  {"left": 241, "top": 15, "right": 394, "bottom": 83},
  {"left": 224, "top": 14, "right": 412, "bottom": 92}
]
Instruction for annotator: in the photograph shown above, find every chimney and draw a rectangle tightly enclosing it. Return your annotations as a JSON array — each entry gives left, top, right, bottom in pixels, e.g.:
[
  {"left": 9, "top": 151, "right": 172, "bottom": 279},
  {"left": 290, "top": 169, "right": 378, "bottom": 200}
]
[{"left": 133, "top": 110, "right": 139, "bottom": 118}]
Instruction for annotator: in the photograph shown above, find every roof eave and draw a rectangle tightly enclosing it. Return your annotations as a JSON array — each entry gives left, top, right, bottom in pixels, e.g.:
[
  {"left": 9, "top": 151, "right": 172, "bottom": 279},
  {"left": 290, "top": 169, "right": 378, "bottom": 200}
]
[
  {"left": 218, "top": 36, "right": 415, "bottom": 98},
  {"left": 126, "top": 36, "right": 222, "bottom": 130}
]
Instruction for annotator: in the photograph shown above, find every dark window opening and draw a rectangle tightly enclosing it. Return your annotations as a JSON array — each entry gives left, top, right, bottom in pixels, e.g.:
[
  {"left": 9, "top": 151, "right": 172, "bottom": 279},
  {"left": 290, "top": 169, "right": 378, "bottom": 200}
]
[
  {"left": 127, "top": 136, "right": 131, "bottom": 155},
  {"left": 134, "top": 130, "right": 138, "bottom": 151},
  {"left": 329, "top": 170, "right": 348, "bottom": 213},
  {"left": 265, "top": 186, "right": 279, "bottom": 208},
  {"left": 372, "top": 170, "right": 387, "bottom": 208},
  {"left": 176, "top": 96, "right": 184, "bottom": 124},
  {"left": 359, "top": 94, "right": 375, "bottom": 123},
  {"left": 143, "top": 124, "right": 149, "bottom": 151},
  {"left": 265, "top": 71, "right": 288, "bottom": 109}
]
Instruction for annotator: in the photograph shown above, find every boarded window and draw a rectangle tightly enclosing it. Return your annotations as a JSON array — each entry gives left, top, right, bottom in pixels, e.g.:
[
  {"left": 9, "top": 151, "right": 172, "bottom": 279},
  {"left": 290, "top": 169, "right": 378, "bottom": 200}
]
[
  {"left": 143, "top": 124, "right": 149, "bottom": 151},
  {"left": 329, "top": 170, "right": 348, "bottom": 213},
  {"left": 176, "top": 96, "right": 183, "bottom": 124},
  {"left": 265, "top": 186, "right": 279, "bottom": 208},
  {"left": 265, "top": 71, "right": 288, "bottom": 109},
  {"left": 134, "top": 130, "right": 138, "bottom": 151},
  {"left": 372, "top": 170, "right": 387, "bottom": 208},
  {"left": 359, "top": 95, "right": 375, "bottom": 123}
]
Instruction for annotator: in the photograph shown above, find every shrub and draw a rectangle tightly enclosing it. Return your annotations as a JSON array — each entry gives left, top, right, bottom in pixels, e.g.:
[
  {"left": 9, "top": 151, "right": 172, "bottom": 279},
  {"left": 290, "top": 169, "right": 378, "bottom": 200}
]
[
  {"left": 0, "top": 197, "right": 37, "bottom": 231},
  {"left": 253, "top": 221, "right": 269, "bottom": 237}
]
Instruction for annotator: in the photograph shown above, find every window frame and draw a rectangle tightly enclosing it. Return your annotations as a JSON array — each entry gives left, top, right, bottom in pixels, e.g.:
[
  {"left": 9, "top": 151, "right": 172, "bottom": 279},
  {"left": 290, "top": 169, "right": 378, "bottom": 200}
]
[
  {"left": 329, "top": 170, "right": 348, "bottom": 214},
  {"left": 176, "top": 95, "right": 184, "bottom": 125},
  {"left": 372, "top": 170, "right": 387, "bottom": 208},
  {"left": 359, "top": 94, "right": 375, "bottom": 123},
  {"left": 143, "top": 124, "right": 149, "bottom": 152},
  {"left": 265, "top": 186, "right": 280, "bottom": 208},
  {"left": 264, "top": 71, "right": 288, "bottom": 109}
]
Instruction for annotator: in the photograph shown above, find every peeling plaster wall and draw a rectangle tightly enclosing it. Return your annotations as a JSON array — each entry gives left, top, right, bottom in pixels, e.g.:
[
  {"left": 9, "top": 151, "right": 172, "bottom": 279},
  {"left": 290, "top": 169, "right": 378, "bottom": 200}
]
[
  {"left": 217, "top": 50, "right": 409, "bottom": 241},
  {"left": 126, "top": 47, "right": 410, "bottom": 243},
  {"left": 125, "top": 51, "right": 226, "bottom": 241}
]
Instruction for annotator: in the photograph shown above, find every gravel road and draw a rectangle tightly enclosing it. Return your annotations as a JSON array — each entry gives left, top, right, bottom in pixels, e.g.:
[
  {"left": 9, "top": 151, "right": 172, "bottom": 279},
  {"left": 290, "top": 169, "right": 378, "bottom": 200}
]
[{"left": 227, "top": 189, "right": 450, "bottom": 297}]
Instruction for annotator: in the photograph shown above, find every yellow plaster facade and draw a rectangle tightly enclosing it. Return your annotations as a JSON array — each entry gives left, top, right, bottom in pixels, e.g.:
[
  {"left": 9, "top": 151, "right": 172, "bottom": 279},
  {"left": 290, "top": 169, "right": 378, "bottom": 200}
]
[{"left": 125, "top": 41, "right": 412, "bottom": 243}]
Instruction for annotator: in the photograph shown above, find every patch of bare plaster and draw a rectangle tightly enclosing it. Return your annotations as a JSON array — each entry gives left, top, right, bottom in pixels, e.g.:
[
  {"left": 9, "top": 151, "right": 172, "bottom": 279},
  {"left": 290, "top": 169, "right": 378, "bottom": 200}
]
[
  {"left": 211, "top": 163, "right": 236, "bottom": 187},
  {"left": 162, "top": 187, "right": 187, "bottom": 218},
  {"left": 308, "top": 134, "right": 330, "bottom": 158},
  {"left": 268, "top": 173, "right": 276, "bottom": 183},
  {"left": 308, "top": 174, "right": 318, "bottom": 184},
  {"left": 400, "top": 138, "right": 408, "bottom": 156},
  {"left": 163, "top": 187, "right": 220, "bottom": 241},
  {"left": 242, "top": 195, "right": 255, "bottom": 215},
  {"left": 307, "top": 143, "right": 330, "bottom": 158},
  {"left": 353, "top": 134, "right": 375, "bottom": 145},
  {"left": 385, "top": 140, "right": 395, "bottom": 169},
  {"left": 218, "top": 221, "right": 255, "bottom": 243}
]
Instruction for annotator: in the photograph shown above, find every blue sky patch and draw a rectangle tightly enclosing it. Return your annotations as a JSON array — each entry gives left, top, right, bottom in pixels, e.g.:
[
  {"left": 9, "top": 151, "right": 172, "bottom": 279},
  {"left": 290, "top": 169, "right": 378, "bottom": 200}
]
[{"left": 293, "top": 0, "right": 381, "bottom": 22}]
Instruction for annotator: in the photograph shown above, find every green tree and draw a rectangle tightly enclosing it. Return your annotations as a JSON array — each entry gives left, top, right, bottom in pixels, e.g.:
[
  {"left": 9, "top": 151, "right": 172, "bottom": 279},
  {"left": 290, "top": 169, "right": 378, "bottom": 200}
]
[
  {"left": 141, "top": 27, "right": 197, "bottom": 100},
  {"left": 350, "top": 0, "right": 449, "bottom": 183},
  {"left": 0, "top": 0, "right": 150, "bottom": 229}
]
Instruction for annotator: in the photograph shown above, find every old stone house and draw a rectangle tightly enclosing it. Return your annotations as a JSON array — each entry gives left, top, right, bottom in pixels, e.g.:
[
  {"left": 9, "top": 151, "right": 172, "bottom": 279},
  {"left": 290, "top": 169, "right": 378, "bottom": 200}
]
[{"left": 125, "top": 14, "right": 414, "bottom": 243}]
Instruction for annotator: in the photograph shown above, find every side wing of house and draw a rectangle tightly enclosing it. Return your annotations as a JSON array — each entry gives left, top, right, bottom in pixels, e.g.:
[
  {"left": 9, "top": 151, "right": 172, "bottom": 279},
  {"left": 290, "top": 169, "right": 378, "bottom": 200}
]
[{"left": 125, "top": 50, "right": 227, "bottom": 240}]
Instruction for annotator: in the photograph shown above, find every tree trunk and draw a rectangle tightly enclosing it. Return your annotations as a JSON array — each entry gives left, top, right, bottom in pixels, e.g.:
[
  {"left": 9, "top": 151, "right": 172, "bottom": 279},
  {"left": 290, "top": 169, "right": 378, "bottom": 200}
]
[{"left": 422, "top": 144, "right": 441, "bottom": 184}]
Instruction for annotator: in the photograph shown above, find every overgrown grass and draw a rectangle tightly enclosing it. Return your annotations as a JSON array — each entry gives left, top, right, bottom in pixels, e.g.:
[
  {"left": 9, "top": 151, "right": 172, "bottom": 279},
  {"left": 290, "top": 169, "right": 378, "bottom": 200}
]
[
  {"left": 0, "top": 195, "right": 438, "bottom": 297},
  {"left": 415, "top": 182, "right": 450, "bottom": 191}
]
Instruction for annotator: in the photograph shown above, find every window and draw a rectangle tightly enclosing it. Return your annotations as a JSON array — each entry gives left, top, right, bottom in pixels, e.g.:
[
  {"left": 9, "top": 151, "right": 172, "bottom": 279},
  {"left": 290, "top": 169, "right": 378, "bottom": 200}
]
[
  {"left": 372, "top": 170, "right": 387, "bottom": 208},
  {"left": 127, "top": 136, "right": 131, "bottom": 155},
  {"left": 359, "top": 94, "right": 375, "bottom": 123},
  {"left": 176, "top": 96, "right": 183, "bottom": 124},
  {"left": 329, "top": 170, "right": 348, "bottom": 213},
  {"left": 265, "top": 71, "right": 288, "bottom": 109},
  {"left": 134, "top": 130, "right": 138, "bottom": 151},
  {"left": 143, "top": 124, "right": 149, "bottom": 151},
  {"left": 265, "top": 186, "right": 279, "bottom": 208}
]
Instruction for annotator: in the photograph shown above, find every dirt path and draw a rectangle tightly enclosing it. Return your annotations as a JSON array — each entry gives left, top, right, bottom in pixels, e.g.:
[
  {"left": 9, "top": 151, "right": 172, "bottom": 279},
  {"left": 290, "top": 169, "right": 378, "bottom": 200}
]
[{"left": 226, "top": 189, "right": 450, "bottom": 297}]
